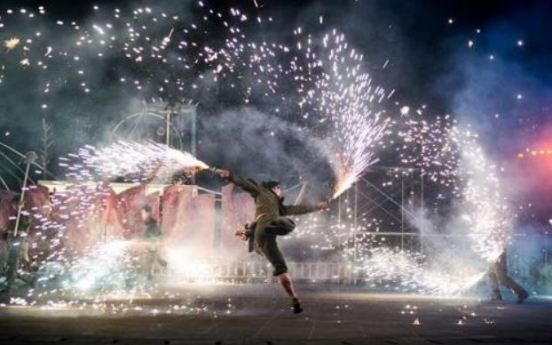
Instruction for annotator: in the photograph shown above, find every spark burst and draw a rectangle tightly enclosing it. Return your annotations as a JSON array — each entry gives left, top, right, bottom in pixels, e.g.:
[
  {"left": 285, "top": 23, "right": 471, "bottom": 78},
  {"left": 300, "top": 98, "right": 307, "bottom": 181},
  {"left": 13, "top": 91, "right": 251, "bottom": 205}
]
[
  {"left": 4, "top": 37, "right": 20, "bottom": 50},
  {"left": 298, "top": 31, "right": 391, "bottom": 198},
  {"left": 64, "top": 141, "right": 209, "bottom": 182},
  {"left": 456, "top": 135, "right": 512, "bottom": 263}
]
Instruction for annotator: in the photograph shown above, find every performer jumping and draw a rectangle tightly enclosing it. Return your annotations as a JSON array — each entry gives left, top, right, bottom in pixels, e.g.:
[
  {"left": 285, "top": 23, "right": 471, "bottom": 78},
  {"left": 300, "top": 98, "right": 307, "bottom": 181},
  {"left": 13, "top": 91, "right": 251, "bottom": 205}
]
[{"left": 213, "top": 168, "right": 329, "bottom": 314}]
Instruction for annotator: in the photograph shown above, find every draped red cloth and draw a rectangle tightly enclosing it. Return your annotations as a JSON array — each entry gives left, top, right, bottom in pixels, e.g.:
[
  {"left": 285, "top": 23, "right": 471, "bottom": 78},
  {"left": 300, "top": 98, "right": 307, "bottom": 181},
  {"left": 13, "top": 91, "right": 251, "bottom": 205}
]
[
  {"left": 117, "top": 184, "right": 147, "bottom": 238},
  {"left": 0, "top": 190, "right": 17, "bottom": 231},
  {"left": 58, "top": 183, "right": 96, "bottom": 252},
  {"left": 0, "top": 185, "right": 50, "bottom": 233},
  {"left": 172, "top": 193, "right": 215, "bottom": 260},
  {"left": 99, "top": 184, "right": 121, "bottom": 225},
  {"left": 24, "top": 184, "right": 50, "bottom": 216},
  {"left": 161, "top": 184, "right": 182, "bottom": 235},
  {"left": 0, "top": 190, "right": 17, "bottom": 261},
  {"left": 1, "top": 182, "right": 257, "bottom": 264},
  {"left": 159, "top": 187, "right": 215, "bottom": 263},
  {"left": 220, "top": 184, "right": 255, "bottom": 260},
  {"left": 144, "top": 192, "right": 161, "bottom": 220},
  {"left": 170, "top": 188, "right": 194, "bottom": 241}
]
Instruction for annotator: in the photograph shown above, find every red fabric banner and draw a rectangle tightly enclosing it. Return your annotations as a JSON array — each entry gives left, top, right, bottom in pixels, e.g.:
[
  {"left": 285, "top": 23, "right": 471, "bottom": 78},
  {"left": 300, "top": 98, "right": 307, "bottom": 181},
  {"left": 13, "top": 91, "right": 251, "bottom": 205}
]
[
  {"left": 171, "top": 193, "right": 215, "bottom": 261},
  {"left": 1, "top": 182, "right": 258, "bottom": 265},
  {"left": 117, "top": 184, "right": 147, "bottom": 238},
  {"left": 0, "top": 190, "right": 16, "bottom": 231},
  {"left": 220, "top": 184, "right": 255, "bottom": 260},
  {"left": 160, "top": 184, "right": 181, "bottom": 236}
]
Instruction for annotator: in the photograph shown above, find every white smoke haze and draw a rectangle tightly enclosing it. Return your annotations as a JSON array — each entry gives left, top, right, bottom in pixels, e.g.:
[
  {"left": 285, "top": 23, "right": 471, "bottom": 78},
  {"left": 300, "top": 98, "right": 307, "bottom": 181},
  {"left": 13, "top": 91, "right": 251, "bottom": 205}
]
[{"left": 199, "top": 106, "right": 335, "bottom": 200}]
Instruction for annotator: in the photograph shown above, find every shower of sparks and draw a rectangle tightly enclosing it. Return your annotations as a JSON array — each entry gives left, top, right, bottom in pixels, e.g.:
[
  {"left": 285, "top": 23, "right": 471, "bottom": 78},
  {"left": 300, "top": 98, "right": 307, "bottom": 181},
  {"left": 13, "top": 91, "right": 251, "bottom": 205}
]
[
  {"left": 398, "top": 114, "right": 513, "bottom": 263},
  {"left": 290, "top": 30, "right": 391, "bottom": 198},
  {"left": 197, "top": 20, "right": 391, "bottom": 198},
  {"left": 389, "top": 117, "right": 510, "bottom": 282},
  {"left": 456, "top": 135, "right": 512, "bottom": 263},
  {"left": 65, "top": 240, "right": 135, "bottom": 293},
  {"left": 353, "top": 246, "right": 485, "bottom": 295},
  {"left": 62, "top": 141, "right": 209, "bottom": 182},
  {"left": 397, "top": 113, "right": 460, "bottom": 187},
  {"left": 0, "top": 141, "right": 215, "bottom": 306},
  {"left": 286, "top": 115, "right": 513, "bottom": 295},
  {"left": 0, "top": 2, "right": 389, "bottom": 199}
]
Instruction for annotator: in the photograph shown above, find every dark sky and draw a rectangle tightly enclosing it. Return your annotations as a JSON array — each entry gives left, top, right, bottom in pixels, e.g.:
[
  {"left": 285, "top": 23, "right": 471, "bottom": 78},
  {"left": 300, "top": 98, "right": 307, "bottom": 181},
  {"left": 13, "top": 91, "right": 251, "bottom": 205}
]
[{"left": 0, "top": 0, "right": 551, "bottom": 198}]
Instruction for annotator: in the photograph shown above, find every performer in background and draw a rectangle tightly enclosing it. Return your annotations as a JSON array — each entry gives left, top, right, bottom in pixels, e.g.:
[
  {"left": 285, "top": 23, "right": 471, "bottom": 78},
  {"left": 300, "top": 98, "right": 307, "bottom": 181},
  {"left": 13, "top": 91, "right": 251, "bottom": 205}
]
[
  {"left": 488, "top": 248, "right": 529, "bottom": 303},
  {"left": 140, "top": 204, "right": 167, "bottom": 280},
  {"left": 1, "top": 196, "right": 33, "bottom": 294},
  {"left": 214, "top": 168, "right": 328, "bottom": 314}
]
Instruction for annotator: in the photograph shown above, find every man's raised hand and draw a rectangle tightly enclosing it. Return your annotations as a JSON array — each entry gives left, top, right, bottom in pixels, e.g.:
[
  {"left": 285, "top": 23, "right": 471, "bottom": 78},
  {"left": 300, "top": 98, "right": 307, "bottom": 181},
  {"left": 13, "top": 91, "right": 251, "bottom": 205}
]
[
  {"left": 315, "top": 200, "right": 330, "bottom": 210},
  {"left": 213, "top": 168, "right": 230, "bottom": 178}
]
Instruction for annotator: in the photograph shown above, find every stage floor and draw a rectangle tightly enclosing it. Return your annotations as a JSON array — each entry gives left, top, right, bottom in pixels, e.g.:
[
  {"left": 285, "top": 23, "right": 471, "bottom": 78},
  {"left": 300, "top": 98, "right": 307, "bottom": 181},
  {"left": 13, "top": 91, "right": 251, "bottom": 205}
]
[{"left": 1, "top": 283, "right": 551, "bottom": 344}]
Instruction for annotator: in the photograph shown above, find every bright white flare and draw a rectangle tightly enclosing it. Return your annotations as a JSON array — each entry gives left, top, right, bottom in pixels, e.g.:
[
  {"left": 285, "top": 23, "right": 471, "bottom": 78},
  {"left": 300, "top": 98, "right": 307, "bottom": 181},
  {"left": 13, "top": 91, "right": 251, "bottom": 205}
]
[
  {"left": 70, "top": 141, "right": 209, "bottom": 181},
  {"left": 293, "top": 31, "right": 390, "bottom": 198}
]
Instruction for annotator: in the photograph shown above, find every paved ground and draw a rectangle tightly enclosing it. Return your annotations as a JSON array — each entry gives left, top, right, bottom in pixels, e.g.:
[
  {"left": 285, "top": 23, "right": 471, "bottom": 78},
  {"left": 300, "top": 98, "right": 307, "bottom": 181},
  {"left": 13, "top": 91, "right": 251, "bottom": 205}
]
[{"left": 0, "top": 283, "right": 551, "bottom": 344}]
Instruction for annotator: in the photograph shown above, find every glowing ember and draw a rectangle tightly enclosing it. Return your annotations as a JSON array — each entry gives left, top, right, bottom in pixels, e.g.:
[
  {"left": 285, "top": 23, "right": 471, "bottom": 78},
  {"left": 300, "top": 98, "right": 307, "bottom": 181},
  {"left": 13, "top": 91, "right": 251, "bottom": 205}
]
[{"left": 4, "top": 37, "right": 20, "bottom": 50}]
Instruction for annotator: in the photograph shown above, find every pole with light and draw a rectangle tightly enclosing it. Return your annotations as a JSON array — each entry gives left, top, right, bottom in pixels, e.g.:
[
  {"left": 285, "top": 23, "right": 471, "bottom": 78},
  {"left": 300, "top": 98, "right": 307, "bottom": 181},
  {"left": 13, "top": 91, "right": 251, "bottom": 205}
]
[{"left": 13, "top": 151, "right": 38, "bottom": 237}]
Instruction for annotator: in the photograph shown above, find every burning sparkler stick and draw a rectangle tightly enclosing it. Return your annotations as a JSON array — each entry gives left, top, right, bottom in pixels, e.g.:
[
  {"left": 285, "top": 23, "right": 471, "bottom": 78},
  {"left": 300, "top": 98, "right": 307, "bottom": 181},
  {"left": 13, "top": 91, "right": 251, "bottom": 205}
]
[{"left": 72, "top": 141, "right": 210, "bottom": 181}]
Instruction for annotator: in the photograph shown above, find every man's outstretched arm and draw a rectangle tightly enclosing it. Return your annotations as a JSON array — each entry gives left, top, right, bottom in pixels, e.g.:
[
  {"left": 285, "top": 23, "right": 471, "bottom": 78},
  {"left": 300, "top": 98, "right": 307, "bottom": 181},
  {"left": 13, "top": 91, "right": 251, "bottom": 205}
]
[
  {"left": 213, "top": 168, "right": 260, "bottom": 196},
  {"left": 284, "top": 200, "right": 329, "bottom": 215}
]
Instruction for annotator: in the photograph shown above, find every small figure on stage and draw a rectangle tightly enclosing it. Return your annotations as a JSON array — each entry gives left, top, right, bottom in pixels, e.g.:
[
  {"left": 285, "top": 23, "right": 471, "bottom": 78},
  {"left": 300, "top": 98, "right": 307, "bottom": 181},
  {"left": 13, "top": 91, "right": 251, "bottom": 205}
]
[
  {"left": 488, "top": 249, "right": 529, "bottom": 303},
  {"left": 140, "top": 204, "right": 168, "bottom": 280},
  {"left": 214, "top": 168, "right": 329, "bottom": 314},
  {"left": 1, "top": 196, "right": 34, "bottom": 294}
]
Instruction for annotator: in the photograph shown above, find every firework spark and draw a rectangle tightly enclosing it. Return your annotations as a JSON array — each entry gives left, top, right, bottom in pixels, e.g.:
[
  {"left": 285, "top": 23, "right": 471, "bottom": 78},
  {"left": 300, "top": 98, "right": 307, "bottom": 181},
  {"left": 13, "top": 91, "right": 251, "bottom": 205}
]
[
  {"left": 4, "top": 37, "right": 20, "bottom": 50},
  {"left": 290, "top": 31, "right": 391, "bottom": 198},
  {"left": 62, "top": 141, "right": 209, "bottom": 182},
  {"left": 457, "top": 136, "right": 511, "bottom": 263}
]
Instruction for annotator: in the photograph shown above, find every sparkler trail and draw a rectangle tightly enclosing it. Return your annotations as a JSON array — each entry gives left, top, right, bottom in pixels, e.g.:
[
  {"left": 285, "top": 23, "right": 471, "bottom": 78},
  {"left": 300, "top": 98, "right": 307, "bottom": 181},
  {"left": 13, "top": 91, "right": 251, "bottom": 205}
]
[
  {"left": 63, "top": 141, "right": 209, "bottom": 182},
  {"left": 378, "top": 116, "right": 512, "bottom": 291},
  {"left": 456, "top": 134, "right": 512, "bottom": 263},
  {"left": 398, "top": 114, "right": 513, "bottom": 263},
  {"left": 294, "top": 30, "right": 391, "bottom": 198}
]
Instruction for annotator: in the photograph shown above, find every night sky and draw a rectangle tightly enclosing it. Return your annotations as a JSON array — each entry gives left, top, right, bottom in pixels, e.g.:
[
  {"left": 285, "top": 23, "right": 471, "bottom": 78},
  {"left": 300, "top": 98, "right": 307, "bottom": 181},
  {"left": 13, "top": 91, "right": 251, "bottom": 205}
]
[{"left": 0, "top": 0, "right": 551, "bottom": 216}]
